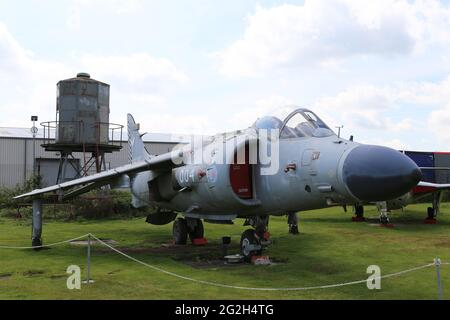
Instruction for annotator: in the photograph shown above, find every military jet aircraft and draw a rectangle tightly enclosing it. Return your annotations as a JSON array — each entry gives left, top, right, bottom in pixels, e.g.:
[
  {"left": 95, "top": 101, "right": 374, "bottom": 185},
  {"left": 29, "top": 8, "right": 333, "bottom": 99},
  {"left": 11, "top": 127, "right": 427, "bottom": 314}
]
[
  {"left": 351, "top": 174, "right": 450, "bottom": 224},
  {"left": 17, "top": 107, "right": 437, "bottom": 259}
]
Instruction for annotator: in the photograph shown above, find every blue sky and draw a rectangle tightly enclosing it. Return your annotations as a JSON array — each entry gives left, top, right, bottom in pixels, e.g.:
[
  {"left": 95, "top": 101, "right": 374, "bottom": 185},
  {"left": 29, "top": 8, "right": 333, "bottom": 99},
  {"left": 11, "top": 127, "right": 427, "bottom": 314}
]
[{"left": 1, "top": 0, "right": 450, "bottom": 151}]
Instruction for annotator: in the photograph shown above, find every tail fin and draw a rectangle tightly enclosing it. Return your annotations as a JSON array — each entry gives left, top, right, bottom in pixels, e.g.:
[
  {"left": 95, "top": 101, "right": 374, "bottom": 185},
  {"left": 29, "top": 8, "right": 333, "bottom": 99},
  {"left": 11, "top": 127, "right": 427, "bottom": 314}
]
[{"left": 127, "top": 114, "right": 151, "bottom": 163}]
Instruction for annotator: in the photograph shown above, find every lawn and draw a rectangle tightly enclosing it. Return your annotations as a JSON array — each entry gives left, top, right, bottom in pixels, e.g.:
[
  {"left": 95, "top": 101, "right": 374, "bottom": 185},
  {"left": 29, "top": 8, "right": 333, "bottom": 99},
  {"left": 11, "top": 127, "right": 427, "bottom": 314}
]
[{"left": 0, "top": 203, "right": 449, "bottom": 300}]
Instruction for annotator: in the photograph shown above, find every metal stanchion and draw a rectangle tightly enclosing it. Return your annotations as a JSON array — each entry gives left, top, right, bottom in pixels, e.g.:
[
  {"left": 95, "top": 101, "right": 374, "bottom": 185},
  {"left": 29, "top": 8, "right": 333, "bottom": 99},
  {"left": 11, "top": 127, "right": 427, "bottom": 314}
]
[
  {"left": 31, "top": 199, "right": 43, "bottom": 248},
  {"left": 434, "top": 258, "right": 443, "bottom": 300},
  {"left": 83, "top": 234, "right": 94, "bottom": 284}
]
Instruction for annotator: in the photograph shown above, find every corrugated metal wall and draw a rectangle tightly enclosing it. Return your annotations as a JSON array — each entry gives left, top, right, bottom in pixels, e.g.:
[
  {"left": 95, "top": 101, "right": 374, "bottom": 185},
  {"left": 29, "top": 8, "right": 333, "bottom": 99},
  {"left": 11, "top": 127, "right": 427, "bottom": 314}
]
[
  {"left": 0, "top": 138, "right": 27, "bottom": 187},
  {"left": 0, "top": 137, "right": 178, "bottom": 188}
]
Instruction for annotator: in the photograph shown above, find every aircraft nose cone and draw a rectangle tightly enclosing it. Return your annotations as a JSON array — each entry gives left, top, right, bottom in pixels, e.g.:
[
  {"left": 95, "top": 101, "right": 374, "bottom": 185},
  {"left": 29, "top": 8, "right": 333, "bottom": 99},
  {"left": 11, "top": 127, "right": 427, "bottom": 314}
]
[{"left": 343, "top": 145, "right": 422, "bottom": 202}]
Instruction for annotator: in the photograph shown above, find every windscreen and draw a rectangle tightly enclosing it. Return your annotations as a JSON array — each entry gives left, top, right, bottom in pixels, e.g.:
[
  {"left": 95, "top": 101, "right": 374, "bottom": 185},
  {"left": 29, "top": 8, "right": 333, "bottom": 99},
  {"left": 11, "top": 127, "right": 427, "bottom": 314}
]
[
  {"left": 253, "top": 107, "right": 335, "bottom": 139},
  {"left": 281, "top": 110, "right": 334, "bottom": 138}
]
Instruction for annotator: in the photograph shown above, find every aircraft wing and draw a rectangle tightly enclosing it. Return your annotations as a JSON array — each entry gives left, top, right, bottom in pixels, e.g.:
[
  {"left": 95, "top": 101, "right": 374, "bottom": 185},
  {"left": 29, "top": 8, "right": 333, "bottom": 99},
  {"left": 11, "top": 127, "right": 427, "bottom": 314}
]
[
  {"left": 14, "top": 151, "right": 182, "bottom": 200},
  {"left": 417, "top": 181, "right": 450, "bottom": 190}
]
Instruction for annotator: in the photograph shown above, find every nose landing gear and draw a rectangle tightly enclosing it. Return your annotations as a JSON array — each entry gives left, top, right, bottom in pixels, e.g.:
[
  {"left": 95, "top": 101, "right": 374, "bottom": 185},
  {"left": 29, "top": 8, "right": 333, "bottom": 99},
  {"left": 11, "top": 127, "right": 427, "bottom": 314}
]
[
  {"left": 376, "top": 202, "right": 394, "bottom": 227},
  {"left": 240, "top": 229, "right": 263, "bottom": 260},
  {"left": 241, "top": 216, "right": 272, "bottom": 261}
]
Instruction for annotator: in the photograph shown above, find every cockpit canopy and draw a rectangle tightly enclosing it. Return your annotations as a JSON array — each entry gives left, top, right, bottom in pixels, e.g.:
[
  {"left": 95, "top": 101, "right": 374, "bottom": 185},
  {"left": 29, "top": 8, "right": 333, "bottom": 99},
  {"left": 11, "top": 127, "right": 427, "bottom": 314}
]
[{"left": 253, "top": 107, "right": 335, "bottom": 139}]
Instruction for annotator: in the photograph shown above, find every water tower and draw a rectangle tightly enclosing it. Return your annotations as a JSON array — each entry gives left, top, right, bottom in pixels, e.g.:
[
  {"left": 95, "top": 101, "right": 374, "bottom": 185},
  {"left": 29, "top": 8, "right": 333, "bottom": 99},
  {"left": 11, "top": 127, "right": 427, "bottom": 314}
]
[{"left": 41, "top": 73, "right": 123, "bottom": 184}]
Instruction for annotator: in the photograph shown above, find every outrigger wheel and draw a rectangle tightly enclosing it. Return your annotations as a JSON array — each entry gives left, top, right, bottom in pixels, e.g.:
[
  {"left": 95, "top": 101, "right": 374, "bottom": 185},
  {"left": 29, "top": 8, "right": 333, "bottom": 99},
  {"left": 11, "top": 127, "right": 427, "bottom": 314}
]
[
  {"left": 173, "top": 218, "right": 188, "bottom": 245},
  {"left": 427, "top": 207, "right": 436, "bottom": 220},
  {"left": 240, "top": 229, "right": 262, "bottom": 261}
]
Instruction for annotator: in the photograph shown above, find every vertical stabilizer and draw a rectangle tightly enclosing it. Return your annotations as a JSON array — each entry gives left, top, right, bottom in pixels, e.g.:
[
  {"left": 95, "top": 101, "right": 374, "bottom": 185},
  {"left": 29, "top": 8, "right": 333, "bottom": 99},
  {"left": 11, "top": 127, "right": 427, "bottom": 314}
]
[{"left": 127, "top": 114, "right": 150, "bottom": 163}]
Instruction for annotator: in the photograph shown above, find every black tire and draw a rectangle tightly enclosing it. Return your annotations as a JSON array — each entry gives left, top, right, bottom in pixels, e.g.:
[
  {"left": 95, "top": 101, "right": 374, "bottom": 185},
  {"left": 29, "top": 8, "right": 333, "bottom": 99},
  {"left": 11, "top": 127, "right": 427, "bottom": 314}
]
[
  {"left": 379, "top": 215, "right": 389, "bottom": 224},
  {"left": 355, "top": 205, "right": 364, "bottom": 217},
  {"left": 289, "top": 225, "right": 299, "bottom": 235},
  {"left": 427, "top": 207, "right": 435, "bottom": 219},
  {"left": 173, "top": 218, "right": 188, "bottom": 245},
  {"left": 240, "top": 229, "right": 262, "bottom": 261},
  {"left": 188, "top": 219, "right": 204, "bottom": 242}
]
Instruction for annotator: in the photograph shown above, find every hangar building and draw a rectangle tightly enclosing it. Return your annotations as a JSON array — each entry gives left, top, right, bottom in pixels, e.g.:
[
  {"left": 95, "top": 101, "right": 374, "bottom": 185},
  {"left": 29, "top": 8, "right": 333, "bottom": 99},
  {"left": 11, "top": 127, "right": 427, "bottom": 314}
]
[{"left": 0, "top": 127, "right": 187, "bottom": 188}]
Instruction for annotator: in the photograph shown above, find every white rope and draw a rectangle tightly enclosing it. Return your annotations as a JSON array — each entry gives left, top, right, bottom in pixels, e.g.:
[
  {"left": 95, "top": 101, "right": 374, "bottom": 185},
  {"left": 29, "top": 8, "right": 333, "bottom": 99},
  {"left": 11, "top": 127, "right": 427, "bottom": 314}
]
[
  {"left": 0, "top": 232, "right": 445, "bottom": 291},
  {"left": 90, "top": 234, "right": 438, "bottom": 291},
  {"left": 0, "top": 234, "right": 90, "bottom": 249}
]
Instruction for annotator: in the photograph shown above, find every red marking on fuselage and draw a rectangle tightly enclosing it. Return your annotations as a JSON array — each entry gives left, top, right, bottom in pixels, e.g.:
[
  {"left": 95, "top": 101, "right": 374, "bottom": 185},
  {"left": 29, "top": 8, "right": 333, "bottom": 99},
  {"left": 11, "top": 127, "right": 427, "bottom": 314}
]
[{"left": 412, "top": 186, "right": 436, "bottom": 194}]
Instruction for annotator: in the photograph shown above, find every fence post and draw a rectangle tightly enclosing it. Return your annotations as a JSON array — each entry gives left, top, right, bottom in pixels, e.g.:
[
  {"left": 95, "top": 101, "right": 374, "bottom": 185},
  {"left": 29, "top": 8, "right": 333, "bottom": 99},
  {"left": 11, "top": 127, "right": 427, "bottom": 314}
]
[
  {"left": 31, "top": 199, "right": 43, "bottom": 248},
  {"left": 434, "top": 258, "right": 443, "bottom": 300},
  {"left": 84, "top": 234, "right": 93, "bottom": 285}
]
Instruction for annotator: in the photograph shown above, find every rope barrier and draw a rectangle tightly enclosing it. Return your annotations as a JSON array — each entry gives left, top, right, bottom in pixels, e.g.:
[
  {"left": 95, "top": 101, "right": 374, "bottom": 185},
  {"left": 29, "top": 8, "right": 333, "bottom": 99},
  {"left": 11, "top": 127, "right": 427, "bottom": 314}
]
[
  {"left": 0, "top": 233, "right": 446, "bottom": 292},
  {"left": 0, "top": 234, "right": 91, "bottom": 249},
  {"left": 89, "top": 234, "right": 440, "bottom": 292}
]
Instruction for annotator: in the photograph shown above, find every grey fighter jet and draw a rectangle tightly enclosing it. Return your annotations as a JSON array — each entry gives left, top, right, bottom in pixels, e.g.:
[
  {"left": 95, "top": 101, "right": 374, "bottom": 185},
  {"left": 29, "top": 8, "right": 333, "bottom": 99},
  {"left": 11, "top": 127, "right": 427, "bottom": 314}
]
[{"left": 16, "top": 108, "right": 430, "bottom": 259}]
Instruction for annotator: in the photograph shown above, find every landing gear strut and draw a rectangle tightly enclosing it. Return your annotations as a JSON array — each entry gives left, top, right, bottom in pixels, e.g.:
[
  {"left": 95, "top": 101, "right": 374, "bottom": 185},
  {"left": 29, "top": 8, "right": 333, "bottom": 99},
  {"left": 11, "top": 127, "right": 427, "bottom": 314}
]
[
  {"left": 172, "top": 218, "right": 204, "bottom": 244},
  {"left": 425, "top": 191, "right": 442, "bottom": 224},
  {"left": 241, "top": 216, "right": 271, "bottom": 261},
  {"left": 352, "top": 205, "right": 365, "bottom": 222},
  {"left": 376, "top": 202, "right": 392, "bottom": 226},
  {"left": 288, "top": 212, "right": 299, "bottom": 234}
]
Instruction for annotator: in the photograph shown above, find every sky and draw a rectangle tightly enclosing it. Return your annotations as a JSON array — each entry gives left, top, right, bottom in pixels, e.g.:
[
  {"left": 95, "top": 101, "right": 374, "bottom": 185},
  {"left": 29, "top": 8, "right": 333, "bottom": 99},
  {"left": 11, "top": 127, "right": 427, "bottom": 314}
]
[{"left": 1, "top": 0, "right": 450, "bottom": 151}]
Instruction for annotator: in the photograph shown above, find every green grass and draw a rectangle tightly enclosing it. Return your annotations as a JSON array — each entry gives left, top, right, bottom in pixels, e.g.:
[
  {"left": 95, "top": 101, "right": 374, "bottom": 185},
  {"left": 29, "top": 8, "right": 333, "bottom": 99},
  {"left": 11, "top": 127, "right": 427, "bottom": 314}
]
[{"left": 0, "top": 203, "right": 449, "bottom": 300}]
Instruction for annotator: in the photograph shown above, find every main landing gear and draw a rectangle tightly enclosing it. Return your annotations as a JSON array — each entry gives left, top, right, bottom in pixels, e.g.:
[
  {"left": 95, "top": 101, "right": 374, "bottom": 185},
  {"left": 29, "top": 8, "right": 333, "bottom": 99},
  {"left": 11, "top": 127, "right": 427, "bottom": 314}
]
[
  {"left": 425, "top": 191, "right": 442, "bottom": 224},
  {"left": 172, "top": 218, "right": 204, "bottom": 245},
  {"left": 241, "top": 216, "right": 272, "bottom": 261}
]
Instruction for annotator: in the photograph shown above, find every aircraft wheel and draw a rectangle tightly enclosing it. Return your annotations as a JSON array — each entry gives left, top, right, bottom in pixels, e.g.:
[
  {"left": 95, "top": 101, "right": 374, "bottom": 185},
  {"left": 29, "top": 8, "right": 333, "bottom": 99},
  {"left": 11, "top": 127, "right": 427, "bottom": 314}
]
[
  {"left": 240, "top": 229, "right": 262, "bottom": 261},
  {"left": 427, "top": 207, "right": 436, "bottom": 219},
  {"left": 355, "top": 205, "right": 364, "bottom": 217},
  {"left": 289, "top": 225, "right": 299, "bottom": 235},
  {"left": 379, "top": 215, "right": 389, "bottom": 224},
  {"left": 188, "top": 219, "right": 204, "bottom": 241},
  {"left": 173, "top": 218, "right": 188, "bottom": 245}
]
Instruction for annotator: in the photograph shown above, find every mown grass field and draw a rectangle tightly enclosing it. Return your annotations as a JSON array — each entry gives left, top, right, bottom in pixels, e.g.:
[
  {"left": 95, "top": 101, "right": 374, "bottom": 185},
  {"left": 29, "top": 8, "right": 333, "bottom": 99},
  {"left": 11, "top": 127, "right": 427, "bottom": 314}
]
[{"left": 0, "top": 203, "right": 449, "bottom": 300}]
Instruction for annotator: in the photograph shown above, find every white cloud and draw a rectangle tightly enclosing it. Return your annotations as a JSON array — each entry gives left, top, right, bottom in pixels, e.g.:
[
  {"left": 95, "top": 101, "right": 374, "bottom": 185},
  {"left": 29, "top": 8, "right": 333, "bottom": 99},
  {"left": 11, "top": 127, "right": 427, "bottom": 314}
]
[
  {"left": 395, "top": 77, "right": 450, "bottom": 105},
  {"left": 77, "top": 53, "right": 189, "bottom": 129},
  {"left": 361, "top": 138, "right": 412, "bottom": 150},
  {"left": 143, "top": 113, "right": 215, "bottom": 136},
  {"left": 313, "top": 85, "right": 397, "bottom": 131},
  {"left": 231, "top": 95, "right": 293, "bottom": 129},
  {"left": 79, "top": 53, "right": 188, "bottom": 88},
  {"left": 428, "top": 104, "right": 450, "bottom": 145},
  {"left": 0, "top": 22, "right": 188, "bottom": 131},
  {"left": 306, "top": 75, "right": 450, "bottom": 149},
  {"left": 67, "top": 0, "right": 143, "bottom": 29},
  {"left": 0, "top": 23, "right": 71, "bottom": 127},
  {"left": 215, "top": 0, "right": 450, "bottom": 77}
]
